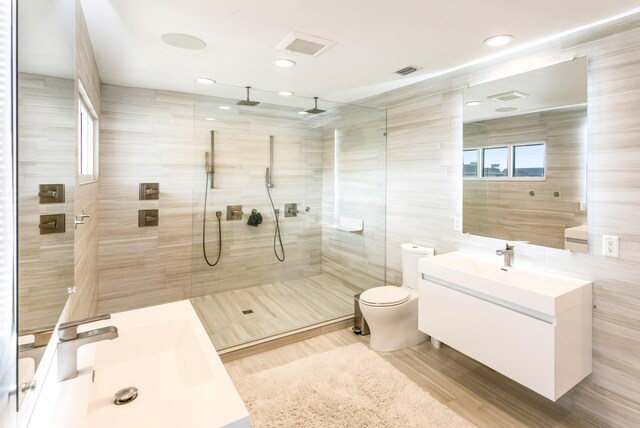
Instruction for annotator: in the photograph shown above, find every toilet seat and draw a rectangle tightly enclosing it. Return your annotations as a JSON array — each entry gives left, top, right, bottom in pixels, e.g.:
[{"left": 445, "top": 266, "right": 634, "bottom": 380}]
[{"left": 360, "top": 286, "right": 410, "bottom": 307}]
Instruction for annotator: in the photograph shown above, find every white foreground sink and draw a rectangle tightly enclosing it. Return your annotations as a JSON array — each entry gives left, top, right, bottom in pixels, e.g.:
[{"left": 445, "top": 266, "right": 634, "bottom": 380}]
[
  {"left": 418, "top": 251, "right": 592, "bottom": 401},
  {"left": 28, "top": 301, "right": 249, "bottom": 428}
]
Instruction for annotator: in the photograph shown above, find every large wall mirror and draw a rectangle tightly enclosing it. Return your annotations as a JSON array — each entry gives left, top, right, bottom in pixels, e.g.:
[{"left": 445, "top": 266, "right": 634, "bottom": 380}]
[
  {"left": 17, "top": 0, "right": 75, "bottom": 406},
  {"left": 462, "top": 57, "right": 588, "bottom": 251}
]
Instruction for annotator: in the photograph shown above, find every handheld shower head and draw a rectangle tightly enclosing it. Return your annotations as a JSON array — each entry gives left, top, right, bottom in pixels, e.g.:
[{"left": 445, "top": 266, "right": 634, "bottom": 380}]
[
  {"left": 237, "top": 86, "right": 260, "bottom": 106},
  {"left": 305, "top": 97, "right": 326, "bottom": 114}
]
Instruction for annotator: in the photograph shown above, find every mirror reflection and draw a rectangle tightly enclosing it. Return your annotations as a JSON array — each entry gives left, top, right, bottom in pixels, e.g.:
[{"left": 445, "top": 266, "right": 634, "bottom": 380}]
[
  {"left": 463, "top": 57, "right": 588, "bottom": 251},
  {"left": 17, "top": 0, "right": 75, "bottom": 400}
]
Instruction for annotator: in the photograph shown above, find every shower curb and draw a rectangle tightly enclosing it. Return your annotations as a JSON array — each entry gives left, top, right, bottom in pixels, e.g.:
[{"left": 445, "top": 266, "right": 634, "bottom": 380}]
[{"left": 218, "top": 316, "right": 354, "bottom": 363}]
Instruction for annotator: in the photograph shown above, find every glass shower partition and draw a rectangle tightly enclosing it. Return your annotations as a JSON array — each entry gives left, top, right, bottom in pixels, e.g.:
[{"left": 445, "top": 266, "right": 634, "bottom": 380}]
[{"left": 189, "top": 85, "right": 386, "bottom": 351}]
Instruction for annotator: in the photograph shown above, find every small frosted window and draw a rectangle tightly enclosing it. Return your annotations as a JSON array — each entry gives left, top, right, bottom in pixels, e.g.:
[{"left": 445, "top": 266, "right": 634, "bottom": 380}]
[
  {"left": 463, "top": 149, "right": 478, "bottom": 177},
  {"left": 513, "top": 144, "right": 545, "bottom": 177},
  {"left": 78, "top": 87, "right": 98, "bottom": 181},
  {"left": 482, "top": 147, "right": 508, "bottom": 177}
]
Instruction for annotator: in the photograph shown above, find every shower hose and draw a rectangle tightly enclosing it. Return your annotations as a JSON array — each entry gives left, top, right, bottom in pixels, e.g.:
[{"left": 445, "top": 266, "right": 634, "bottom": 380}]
[
  {"left": 203, "top": 172, "right": 221, "bottom": 266},
  {"left": 266, "top": 184, "right": 285, "bottom": 262}
]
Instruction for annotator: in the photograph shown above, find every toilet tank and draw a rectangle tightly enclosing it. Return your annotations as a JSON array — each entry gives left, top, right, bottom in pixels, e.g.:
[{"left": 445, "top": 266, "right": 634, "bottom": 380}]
[{"left": 401, "top": 243, "right": 434, "bottom": 289}]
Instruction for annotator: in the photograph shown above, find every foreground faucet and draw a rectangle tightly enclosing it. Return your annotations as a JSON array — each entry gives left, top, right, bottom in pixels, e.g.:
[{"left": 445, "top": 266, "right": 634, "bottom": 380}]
[
  {"left": 496, "top": 243, "right": 515, "bottom": 267},
  {"left": 57, "top": 314, "right": 118, "bottom": 381}
]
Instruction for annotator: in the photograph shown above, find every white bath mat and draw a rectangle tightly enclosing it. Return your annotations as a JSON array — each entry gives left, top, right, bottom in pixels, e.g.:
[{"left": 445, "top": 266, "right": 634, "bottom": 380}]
[{"left": 233, "top": 342, "right": 473, "bottom": 428}]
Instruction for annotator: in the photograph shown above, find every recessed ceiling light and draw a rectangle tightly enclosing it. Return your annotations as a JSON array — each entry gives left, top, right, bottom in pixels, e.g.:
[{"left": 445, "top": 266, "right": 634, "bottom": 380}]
[
  {"left": 161, "top": 33, "right": 207, "bottom": 50},
  {"left": 219, "top": 106, "right": 230, "bottom": 110},
  {"left": 495, "top": 107, "right": 518, "bottom": 112},
  {"left": 274, "top": 59, "right": 296, "bottom": 68},
  {"left": 298, "top": 111, "right": 308, "bottom": 115},
  {"left": 279, "top": 91, "right": 294, "bottom": 96},
  {"left": 196, "top": 78, "right": 215, "bottom": 85},
  {"left": 484, "top": 34, "right": 514, "bottom": 47},
  {"left": 205, "top": 117, "right": 215, "bottom": 121},
  {"left": 465, "top": 101, "right": 482, "bottom": 106}
]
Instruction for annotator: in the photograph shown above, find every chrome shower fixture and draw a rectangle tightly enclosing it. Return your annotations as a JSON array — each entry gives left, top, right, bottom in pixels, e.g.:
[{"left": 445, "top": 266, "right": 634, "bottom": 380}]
[
  {"left": 205, "top": 130, "right": 215, "bottom": 189},
  {"left": 266, "top": 135, "right": 274, "bottom": 188},
  {"left": 237, "top": 86, "right": 260, "bottom": 106},
  {"left": 305, "top": 97, "right": 326, "bottom": 114}
]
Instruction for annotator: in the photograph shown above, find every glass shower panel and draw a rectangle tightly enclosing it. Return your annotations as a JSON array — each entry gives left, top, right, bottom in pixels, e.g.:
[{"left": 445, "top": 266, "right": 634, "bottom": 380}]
[
  {"left": 189, "top": 84, "right": 386, "bottom": 351},
  {"left": 319, "top": 105, "right": 387, "bottom": 293}
]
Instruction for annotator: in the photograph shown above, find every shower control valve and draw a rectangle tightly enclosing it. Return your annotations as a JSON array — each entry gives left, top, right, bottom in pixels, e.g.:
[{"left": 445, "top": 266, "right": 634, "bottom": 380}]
[
  {"left": 226, "top": 205, "right": 243, "bottom": 221},
  {"left": 284, "top": 203, "right": 298, "bottom": 217}
]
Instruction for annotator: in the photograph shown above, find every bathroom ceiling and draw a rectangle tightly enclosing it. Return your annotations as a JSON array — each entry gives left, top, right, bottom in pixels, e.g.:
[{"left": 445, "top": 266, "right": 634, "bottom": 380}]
[{"left": 80, "top": 0, "right": 640, "bottom": 105}]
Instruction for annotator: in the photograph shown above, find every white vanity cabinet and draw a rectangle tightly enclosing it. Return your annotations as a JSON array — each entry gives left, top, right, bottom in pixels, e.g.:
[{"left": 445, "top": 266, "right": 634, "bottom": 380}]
[{"left": 418, "top": 252, "right": 592, "bottom": 401}]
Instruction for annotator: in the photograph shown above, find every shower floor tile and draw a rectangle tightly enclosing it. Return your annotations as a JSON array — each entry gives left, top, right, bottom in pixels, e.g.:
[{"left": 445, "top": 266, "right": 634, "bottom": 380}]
[{"left": 190, "top": 273, "right": 364, "bottom": 350}]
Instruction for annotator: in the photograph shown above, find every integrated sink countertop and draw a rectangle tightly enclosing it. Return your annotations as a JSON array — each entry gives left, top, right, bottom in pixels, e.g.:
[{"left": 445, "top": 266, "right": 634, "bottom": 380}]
[
  {"left": 27, "top": 300, "right": 249, "bottom": 428},
  {"left": 419, "top": 251, "right": 592, "bottom": 317}
]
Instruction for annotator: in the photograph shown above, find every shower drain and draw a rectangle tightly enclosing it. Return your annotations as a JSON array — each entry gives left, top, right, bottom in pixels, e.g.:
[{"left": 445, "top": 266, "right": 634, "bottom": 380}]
[
  {"left": 242, "top": 309, "right": 254, "bottom": 315},
  {"left": 114, "top": 386, "right": 139, "bottom": 405}
]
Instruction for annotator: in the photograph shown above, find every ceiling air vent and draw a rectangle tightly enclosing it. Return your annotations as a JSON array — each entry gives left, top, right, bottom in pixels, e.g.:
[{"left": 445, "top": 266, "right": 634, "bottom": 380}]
[
  {"left": 487, "top": 90, "right": 529, "bottom": 102},
  {"left": 395, "top": 65, "right": 422, "bottom": 76},
  {"left": 276, "top": 31, "right": 336, "bottom": 57}
]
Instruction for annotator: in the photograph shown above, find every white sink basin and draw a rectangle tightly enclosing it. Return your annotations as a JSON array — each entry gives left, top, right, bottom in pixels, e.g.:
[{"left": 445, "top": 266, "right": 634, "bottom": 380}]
[
  {"left": 419, "top": 251, "right": 591, "bottom": 317},
  {"left": 28, "top": 301, "right": 249, "bottom": 428}
]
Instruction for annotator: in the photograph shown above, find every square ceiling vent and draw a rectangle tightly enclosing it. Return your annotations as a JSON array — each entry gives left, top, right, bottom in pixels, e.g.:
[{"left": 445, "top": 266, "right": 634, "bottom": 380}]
[
  {"left": 276, "top": 31, "right": 336, "bottom": 57},
  {"left": 487, "top": 90, "right": 529, "bottom": 102}
]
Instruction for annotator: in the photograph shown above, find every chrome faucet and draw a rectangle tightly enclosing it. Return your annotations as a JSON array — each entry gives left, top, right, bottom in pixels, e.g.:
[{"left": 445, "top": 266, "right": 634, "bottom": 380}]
[
  {"left": 496, "top": 243, "right": 515, "bottom": 267},
  {"left": 57, "top": 314, "right": 118, "bottom": 381}
]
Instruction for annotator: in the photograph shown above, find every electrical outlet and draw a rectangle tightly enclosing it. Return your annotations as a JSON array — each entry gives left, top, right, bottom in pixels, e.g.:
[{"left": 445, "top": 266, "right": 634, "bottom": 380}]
[
  {"left": 602, "top": 235, "right": 619, "bottom": 258},
  {"left": 453, "top": 216, "right": 462, "bottom": 232}
]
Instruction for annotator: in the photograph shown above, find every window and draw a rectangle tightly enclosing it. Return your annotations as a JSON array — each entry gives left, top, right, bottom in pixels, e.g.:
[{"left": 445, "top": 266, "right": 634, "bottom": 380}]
[
  {"left": 482, "top": 147, "right": 508, "bottom": 177},
  {"left": 78, "top": 83, "right": 98, "bottom": 182},
  {"left": 513, "top": 143, "right": 545, "bottom": 177},
  {"left": 463, "top": 149, "right": 478, "bottom": 177},
  {"left": 464, "top": 141, "right": 546, "bottom": 180}
]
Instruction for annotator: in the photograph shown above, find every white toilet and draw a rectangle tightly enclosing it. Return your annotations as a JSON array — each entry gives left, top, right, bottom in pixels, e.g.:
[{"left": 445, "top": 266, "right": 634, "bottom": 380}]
[{"left": 359, "top": 243, "right": 434, "bottom": 352}]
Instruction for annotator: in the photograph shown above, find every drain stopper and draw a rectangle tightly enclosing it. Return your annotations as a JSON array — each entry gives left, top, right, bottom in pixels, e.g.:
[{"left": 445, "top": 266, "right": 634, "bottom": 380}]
[{"left": 114, "top": 386, "right": 139, "bottom": 405}]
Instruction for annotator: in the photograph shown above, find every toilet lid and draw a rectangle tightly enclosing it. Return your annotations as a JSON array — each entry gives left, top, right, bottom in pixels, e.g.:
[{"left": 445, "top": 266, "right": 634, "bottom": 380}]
[{"left": 360, "top": 286, "right": 410, "bottom": 307}]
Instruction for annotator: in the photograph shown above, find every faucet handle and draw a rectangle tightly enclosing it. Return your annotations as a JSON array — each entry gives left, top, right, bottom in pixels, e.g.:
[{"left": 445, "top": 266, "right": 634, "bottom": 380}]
[
  {"left": 58, "top": 313, "right": 111, "bottom": 341},
  {"left": 506, "top": 243, "right": 515, "bottom": 251}
]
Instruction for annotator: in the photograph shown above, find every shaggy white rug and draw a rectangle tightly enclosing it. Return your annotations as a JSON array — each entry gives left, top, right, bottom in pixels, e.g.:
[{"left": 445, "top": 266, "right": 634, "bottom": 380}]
[{"left": 233, "top": 342, "right": 473, "bottom": 428}]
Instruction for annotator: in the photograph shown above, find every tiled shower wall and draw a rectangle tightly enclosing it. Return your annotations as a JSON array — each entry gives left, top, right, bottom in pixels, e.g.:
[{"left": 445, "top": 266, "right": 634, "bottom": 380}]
[
  {"left": 96, "top": 86, "right": 326, "bottom": 312},
  {"left": 321, "top": 105, "right": 387, "bottom": 288},
  {"left": 97, "top": 85, "right": 197, "bottom": 312},
  {"left": 190, "top": 97, "right": 323, "bottom": 296},
  {"left": 17, "top": 73, "right": 75, "bottom": 330}
]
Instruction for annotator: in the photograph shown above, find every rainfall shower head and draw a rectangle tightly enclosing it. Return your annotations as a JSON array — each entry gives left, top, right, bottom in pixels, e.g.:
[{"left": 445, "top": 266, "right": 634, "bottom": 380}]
[
  {"left": 237, "top": 86, "right": 260, "bottom": 106},
  {"left": 305, "top": 97, "right": 326, "bottom": 114}
]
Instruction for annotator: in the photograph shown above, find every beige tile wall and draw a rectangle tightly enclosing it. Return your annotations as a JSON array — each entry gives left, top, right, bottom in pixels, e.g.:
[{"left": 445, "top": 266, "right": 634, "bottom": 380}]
[
  {"left": 68, "top": 0, "right": 101, "bottom": 321},
  {"left": 376, "top": 15, "right": 640, "bottom": 428},
  {"left": 320, "top": 105, "right": 387, "bottom": 288},
  {"left": 96, "top": 85, "right": 196, "bottom": 312},
  {"left": 96, "top": 89, "right": 331, "bottom": 312},
  {"left": 190, "top": 96, "right": 324, "bottom": 296},
  {"left": 17, "top": 73, "right": 75, "bottom": 330}
]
